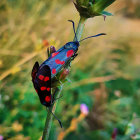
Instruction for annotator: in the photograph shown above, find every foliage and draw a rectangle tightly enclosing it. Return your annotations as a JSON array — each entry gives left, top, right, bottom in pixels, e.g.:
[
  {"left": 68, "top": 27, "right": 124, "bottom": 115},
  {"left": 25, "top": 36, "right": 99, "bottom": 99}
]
[{"left": 0, "top": 0, "right": 140, "bottom": 140}]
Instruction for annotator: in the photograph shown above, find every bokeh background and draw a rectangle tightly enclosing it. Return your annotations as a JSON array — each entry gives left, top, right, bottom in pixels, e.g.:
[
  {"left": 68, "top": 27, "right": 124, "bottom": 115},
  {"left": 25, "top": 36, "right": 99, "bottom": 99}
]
[{"left": 0, "top": 0, "right": 140, "bottom": 140}]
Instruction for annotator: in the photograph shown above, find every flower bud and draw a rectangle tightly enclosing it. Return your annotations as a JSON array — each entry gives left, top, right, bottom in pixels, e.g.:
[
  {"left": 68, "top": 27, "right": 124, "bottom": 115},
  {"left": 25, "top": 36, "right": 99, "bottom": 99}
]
[
  {"left": 59, "top": 68, "right": 70, "bottom": 81},
  {"left": 47, "top": 46, "right": 56, "bottom": 57},
  {"left": 111, "top": 128, "right": 117, "bottom": 140},
  {"left": 0, "top": 135, "right": 3, "bottom": 140},
  {"left": 80, "top": 103, "right": 89, "bottom": 115},
  {"left": 50, "top": 46, "right": 56, "bottom": 53},
  {"left": 74, "top": 0, "right": 116, "bottom": 18}
]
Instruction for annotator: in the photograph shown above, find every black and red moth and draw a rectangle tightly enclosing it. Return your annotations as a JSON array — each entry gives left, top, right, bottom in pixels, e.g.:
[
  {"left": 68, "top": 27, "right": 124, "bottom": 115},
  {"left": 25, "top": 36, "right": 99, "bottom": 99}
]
[
  {"left": 32, "top": 62, "right": 52, "bottom": 106},
  {"left": 31, "top": 62, "right": 62, "bottom": 127},
  {"left": 31, "top": 20, "right": 106, "bottom": 128}
]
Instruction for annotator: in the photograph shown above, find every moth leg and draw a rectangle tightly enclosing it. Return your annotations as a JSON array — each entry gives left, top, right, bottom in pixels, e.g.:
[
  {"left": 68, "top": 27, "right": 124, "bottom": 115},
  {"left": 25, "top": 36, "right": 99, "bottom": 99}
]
[
  {"left": 52, "top": 86, "right": 63, "bottom": 103},
  {"left": 66, "top": 53, "right": 78, "bottom": 68},
  {"left": 59, "top": 80, "right": 63, "bottom": 85},
  {"left": 71, "top": 53, "right": 78, "bottom": 61},
  {"left": 54, "top": 75, "right": 63, "bottom": 85},
  {"left": 51, "top": 95, "right": 63, "bottom": 106},
  {"left": 54, "top": 95, "right": 63, "bottom": 101}
]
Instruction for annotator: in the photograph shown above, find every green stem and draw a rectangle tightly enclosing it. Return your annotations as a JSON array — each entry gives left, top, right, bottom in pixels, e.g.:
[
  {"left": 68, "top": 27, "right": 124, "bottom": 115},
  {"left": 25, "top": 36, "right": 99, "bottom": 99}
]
[
  {"left": 42, "top": 85, "right": 63, "bottom": 140},
  {"left": 73, "top": 16, "right": 87, "bottom": 41},
  {"left": 42, "top": 16, "right": 87, "bottom": 140}
]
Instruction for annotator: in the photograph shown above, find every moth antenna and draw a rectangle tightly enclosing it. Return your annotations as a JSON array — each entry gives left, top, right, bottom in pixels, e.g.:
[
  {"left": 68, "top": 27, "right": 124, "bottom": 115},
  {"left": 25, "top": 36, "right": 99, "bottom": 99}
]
[
  {"left": 48, "top": 107, "right": 63, "bottom": 128},
  {"left": 68, "top": 20, "right": 78, "bottom": 42},
  {"left": 79, "top": 33, "right": 106, "bottom": 42}
]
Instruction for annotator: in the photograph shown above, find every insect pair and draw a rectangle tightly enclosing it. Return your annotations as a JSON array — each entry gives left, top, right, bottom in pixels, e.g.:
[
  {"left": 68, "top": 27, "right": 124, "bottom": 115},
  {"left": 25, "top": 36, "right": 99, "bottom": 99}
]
[{"left": 31, "top": 20, "right": 106, "bottom": 128}]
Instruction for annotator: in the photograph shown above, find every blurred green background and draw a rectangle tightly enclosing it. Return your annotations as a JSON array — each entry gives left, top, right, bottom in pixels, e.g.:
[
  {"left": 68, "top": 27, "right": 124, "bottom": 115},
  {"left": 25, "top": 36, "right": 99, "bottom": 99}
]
[{"left": 0, "top": 0, "right": 140, "bottom": 140}]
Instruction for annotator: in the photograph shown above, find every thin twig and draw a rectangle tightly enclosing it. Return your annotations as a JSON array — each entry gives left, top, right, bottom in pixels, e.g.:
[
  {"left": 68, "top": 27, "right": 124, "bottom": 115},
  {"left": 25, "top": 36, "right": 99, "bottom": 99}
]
[{"left": 42, "top": 85, "right": 63, "bottom": 140}]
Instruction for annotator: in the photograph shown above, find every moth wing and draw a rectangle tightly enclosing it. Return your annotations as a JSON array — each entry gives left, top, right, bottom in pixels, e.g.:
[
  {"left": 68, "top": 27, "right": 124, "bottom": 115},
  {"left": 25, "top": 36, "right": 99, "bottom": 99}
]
[
  {"left": 36, "top": 65, "right": 52, "bottom": 105},
  {"left": 37, "top": 65, "right": 51, "bottom": 89},
  {"left": 31, "top": 61, "right": 39, "bottom": 81}
]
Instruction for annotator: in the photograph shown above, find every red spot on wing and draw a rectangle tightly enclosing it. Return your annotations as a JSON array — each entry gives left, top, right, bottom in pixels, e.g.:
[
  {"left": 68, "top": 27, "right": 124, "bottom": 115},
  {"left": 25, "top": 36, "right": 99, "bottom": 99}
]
[
  {"left": 40, "top": 86, "right": 50, "bottom": 91},
  {"left": 55, "top": 59, "right": 65, "bottom": 65},
  {"left": 55, "top": 59, "right": 60, "bottom": 64},
  {"left": 61, "top": 61, "right": 65, "bottom": 65},
  {"left": 41, "top": 87, "right": 46, "bottom": 91},
  {"left": 35, "top": 89, "right": 38, "bottom": 93},
  {"left": 38, "top": 75, "right": 44, "bottom": 80},
  {"left": 66, "top": 50, "right": 74, "bottom": 57},
  {"left": 44, "top": 76, "right": 49, "bottom": 82},
  {"left": 52, "top": 52, "right": 59, "bottom": 58},
  {"left": 47, "top": 87, "right": 50, "bottom": 91},
  {"left": 52, "top": 69, "right": 56, "bottom": 74},
  {"left": 45, "top": 96, "right": 51, "bottom": 102}
]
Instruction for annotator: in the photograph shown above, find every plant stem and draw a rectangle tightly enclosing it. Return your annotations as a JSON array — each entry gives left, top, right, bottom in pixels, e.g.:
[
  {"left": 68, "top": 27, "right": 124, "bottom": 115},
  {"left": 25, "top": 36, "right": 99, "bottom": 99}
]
[
  {"left": 73, "top": 16, "right": 87, "bottom": 41},
  {"left": 42, "top": 85, "right": 63, "bottom": 140},
  {"left": 42, "top": 16, "right": 87, "bottom": 140}
]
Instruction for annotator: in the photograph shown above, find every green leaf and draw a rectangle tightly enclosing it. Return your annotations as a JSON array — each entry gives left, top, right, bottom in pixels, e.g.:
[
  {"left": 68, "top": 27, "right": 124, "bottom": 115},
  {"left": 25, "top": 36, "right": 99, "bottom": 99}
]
[
  {"left": 101, "top": 11, "right": 113, "bottom": 16},
  {"left": 125, "top": 123, "right": 136, "bottom": 135},
  {"left": 94, "top": 0, "right": 116, "bottom": 12}
]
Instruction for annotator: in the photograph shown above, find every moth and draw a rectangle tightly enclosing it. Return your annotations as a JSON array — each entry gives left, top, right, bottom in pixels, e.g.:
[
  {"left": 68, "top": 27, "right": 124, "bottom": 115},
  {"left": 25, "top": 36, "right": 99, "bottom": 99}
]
[{"left": 31, "top": 20, "right": 106, "bottom": 128}]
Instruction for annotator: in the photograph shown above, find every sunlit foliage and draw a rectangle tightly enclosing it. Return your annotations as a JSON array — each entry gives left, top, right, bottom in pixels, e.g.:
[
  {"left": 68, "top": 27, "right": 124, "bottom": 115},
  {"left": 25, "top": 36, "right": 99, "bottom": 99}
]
[{"left": 0, "top": 0, "right": 140, "bottom": 140}]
